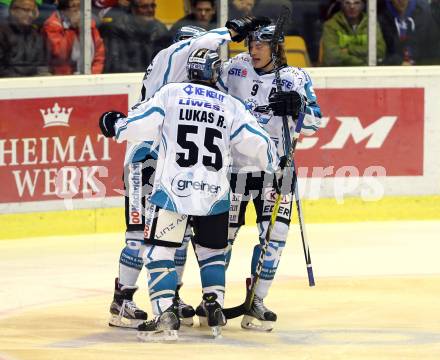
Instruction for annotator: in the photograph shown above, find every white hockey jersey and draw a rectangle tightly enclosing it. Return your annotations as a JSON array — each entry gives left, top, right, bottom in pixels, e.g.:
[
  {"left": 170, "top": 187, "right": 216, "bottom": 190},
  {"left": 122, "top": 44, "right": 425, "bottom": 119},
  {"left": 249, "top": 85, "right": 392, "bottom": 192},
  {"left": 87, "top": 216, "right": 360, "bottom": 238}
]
[
  {"left": 218, "top": 52, "right": 322, "bottom": 158},
  {"left": 125, "top": 27, "right": 232, "bottom": 166},
  {"left": 115, "top": 82, "right": 278, "bottom": 216}
]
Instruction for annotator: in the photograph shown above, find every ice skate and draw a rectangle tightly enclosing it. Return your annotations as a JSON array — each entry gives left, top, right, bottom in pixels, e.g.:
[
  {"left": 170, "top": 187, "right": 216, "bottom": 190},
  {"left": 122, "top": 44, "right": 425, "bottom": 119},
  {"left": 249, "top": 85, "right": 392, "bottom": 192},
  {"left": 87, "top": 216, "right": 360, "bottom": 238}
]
[
  {"left": 175, "top": 284, "right": 195, "bottom": 326},
  {"left": 195, "top": 301, "right": 208, "bottom": 327},
  {"left": 201, "top": 293, "right": 226, "bottom": 338},
  {"left": 241, "top": 295, "right": 277, "bottom": 332},
  {"left": 109, "top": 278, "right": 148, "bottom": 329},
  {"left": 137, "top": 302, "right": 180, "bottom": 342}
]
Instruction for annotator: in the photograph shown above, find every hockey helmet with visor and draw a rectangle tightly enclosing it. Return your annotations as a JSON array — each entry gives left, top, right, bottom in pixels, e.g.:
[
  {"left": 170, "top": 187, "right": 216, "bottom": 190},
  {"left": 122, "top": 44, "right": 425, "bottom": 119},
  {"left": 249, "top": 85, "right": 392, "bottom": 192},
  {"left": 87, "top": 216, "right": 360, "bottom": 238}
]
[
  {"left": 187, "top": 48, "right": 221, "bottom": 83},
  {"left": 246, "top": 25, "right": 285, "bottom": 46}
]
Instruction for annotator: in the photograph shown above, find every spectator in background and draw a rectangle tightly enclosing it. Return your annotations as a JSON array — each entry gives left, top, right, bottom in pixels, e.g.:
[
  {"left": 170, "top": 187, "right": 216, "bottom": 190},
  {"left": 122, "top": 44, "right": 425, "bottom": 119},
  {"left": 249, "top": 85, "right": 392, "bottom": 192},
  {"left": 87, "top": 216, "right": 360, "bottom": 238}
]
[
  {"left": 253, "top": 0, "right": 299, "bottom": 35},
  {"left": 100, "top": 0, "right": 169, "bottom": 73},
  {"left": 378, "top": 0, "right": 440, "bottom": 65},
  {"left": 0, "top": 0, "right": 48, "bottom": 76},
  {"left": 94, "top": 0, "right": 129, "bottom": 25},
  {"left": 320, "top": 0, "right": 341, "bottom": 21},
  {"left": 169, "top": 0, "right": 216, "bottom": 38},
  {"left": 321, "top": 0, "right": 386, "bottom": 66},
  {"left": 432, "top": 0, "right": 440, "bottom": 28},
  {"left": 130, "top": 0, "right": 169, "bottom": 53},
  {"left": 229, "top": 0, "right": 255, "bottom": 18},
  {"left": 0, "top": 0, "right": 41, "bottom": 20},
  {"left": 42, "top": 0, "right": 105, "bottom": 74},
  {"left": 36, "top": 0, "right": 58, "bottom": 27}
]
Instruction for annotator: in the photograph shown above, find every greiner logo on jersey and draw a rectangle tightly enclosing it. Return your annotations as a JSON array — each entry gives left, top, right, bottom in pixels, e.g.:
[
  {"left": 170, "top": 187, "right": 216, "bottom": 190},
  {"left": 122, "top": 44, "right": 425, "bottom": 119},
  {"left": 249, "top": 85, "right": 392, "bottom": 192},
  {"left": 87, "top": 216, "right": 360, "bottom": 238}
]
[
  {"left": 182, "top": 85, "right": 225, "bottom": 102},
  {"left": 171, "top": 173, "right": 221, "bottom": 198},
  {"left": 129, "top": 162, "right": 142, "bottom": 224},
  {"left": 229, "top": 68, "right": 248, "bottom": 77}
]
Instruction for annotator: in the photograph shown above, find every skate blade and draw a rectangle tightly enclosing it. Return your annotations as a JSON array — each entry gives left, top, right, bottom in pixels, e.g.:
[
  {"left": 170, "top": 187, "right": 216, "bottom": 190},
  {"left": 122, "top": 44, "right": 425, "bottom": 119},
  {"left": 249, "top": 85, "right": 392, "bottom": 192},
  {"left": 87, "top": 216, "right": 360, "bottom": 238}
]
[
  {"left": 109, "top": 315, "right": 143, "bottom": 329},
  {"left": 211, "top": 326, "right": 223, "bottom": 339},
  {"left": 241, "top": 315, "right": 274, "bottom": 332},
  {"left": 198, "top": 316, "right": 208, "bottom": 327},
  {"left": 137, "top": 329, "right": 178, "bottom": 342},
  {"left": 180, "top": 317, "right": 194, "bottom": 327}
]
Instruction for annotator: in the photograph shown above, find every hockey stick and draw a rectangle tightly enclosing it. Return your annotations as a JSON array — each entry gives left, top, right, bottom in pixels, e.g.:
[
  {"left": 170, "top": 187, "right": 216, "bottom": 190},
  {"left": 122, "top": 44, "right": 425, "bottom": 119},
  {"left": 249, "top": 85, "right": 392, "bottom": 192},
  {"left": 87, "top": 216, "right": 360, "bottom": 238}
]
[
  {"left": 292, "top": 160, "right": 315, "bottom": 286},
  {"left": 271, "top": 4, "right": 315, "bottom": 287}
]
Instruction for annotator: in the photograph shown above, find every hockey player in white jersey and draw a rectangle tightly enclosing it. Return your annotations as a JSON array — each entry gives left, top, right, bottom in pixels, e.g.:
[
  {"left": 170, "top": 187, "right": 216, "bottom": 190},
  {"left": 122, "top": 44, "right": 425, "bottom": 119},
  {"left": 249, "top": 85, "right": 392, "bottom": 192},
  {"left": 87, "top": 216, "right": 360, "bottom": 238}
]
[
  {"left": 139, "top": 17, "right": 271, "bottom": 101},
  {"left": 99, "top": 48, "right": 279, "bottom": 340},
  {"left": 106, "top": 16, "right": 271, "bottom": 329},
  {"left": 216, "top": 24, "right": 322, "bottom": 332}
]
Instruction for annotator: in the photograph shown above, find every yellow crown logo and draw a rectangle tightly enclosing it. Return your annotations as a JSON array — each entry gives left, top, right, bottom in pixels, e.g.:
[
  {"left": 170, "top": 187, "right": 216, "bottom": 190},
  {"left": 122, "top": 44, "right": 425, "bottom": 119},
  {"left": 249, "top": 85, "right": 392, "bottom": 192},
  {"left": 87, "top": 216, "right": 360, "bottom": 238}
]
[{"left": 40, "top": 103, "right": 72, "bottom": 128}]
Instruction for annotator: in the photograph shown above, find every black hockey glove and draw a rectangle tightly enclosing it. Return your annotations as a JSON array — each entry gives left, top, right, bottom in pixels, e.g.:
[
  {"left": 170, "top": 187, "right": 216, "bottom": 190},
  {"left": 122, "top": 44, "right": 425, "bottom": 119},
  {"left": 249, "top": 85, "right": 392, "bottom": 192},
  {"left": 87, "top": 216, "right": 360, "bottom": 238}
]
[
  {"left": 99, "top": 111, "right": 126, "bottom": 138},
  {"left": 225, "top": 16, "right": 271, "bottom": 42},
  {"left": 268, "top": 91, "right": 305, "bottom": 118},
  {"left": 278, "top": 155, "right": 288, "bottom": 170}
]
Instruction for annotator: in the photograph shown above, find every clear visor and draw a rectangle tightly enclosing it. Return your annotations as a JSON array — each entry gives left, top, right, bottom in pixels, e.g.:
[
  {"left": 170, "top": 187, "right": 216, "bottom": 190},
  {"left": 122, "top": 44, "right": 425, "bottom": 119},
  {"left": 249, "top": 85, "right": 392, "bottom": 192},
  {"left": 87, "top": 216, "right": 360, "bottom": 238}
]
[{"left": 245, "top": 31, "right": 273, "bottom": 46}]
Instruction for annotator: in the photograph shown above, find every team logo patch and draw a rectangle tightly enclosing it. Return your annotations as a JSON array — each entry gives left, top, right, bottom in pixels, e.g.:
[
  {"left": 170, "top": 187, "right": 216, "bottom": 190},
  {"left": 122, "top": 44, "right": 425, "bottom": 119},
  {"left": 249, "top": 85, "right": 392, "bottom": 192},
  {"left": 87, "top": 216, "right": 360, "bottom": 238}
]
[
  {"left": 245, "top": 98, "right": 272, "bottom": 124},
  {"left": 183, "top": 84, "right": 194, "bottom": 95}
]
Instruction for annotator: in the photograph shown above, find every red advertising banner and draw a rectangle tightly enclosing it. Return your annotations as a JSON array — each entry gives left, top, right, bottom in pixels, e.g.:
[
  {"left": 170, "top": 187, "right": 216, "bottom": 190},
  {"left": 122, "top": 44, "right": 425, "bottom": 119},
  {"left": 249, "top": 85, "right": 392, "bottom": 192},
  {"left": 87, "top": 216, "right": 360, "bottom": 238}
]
[
  {"left": 296, "top": 88, "right": 424, "bottom": 177},
  {"left": 0, "top": 95, "right": 128, "bottom": 203},
  {"left": 0, "top": 88, "right": 425, "bottom": 205}
]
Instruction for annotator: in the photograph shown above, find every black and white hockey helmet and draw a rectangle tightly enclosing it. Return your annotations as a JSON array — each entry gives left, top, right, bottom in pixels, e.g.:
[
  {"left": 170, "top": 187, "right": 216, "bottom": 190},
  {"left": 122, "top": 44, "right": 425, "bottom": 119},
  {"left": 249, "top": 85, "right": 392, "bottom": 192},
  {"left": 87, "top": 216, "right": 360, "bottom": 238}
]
[
  {"left": 246, "top": 25, "right": 285, "bottom": 45},
  {"left": 187, "top": 48, "right": 221, "bottom": 83},
  {"left": 174, "top": 25, "right": 206, "bottom": 43}
]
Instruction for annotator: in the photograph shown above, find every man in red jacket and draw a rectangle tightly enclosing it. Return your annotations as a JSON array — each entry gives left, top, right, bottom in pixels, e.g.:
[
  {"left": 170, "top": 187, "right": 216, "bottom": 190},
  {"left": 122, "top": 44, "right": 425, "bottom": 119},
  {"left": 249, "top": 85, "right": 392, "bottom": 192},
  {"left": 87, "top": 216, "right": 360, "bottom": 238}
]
[{"left": 42, "top": 0, "right": 105, "bottom": 75}]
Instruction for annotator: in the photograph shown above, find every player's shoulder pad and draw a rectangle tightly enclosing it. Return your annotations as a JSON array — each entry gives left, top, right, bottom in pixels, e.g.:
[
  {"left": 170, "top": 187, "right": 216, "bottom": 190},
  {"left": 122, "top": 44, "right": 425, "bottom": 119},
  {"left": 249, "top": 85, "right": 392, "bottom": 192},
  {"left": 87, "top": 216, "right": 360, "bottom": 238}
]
[
  {"left": 294, "top": 66, "right": 312, "bottom": 82},
  {"left": 161, "top": 81, "right": 182, "bottom": 92},
  {"left": 283, "top": 66, "right": 312, "bottom": 88}
]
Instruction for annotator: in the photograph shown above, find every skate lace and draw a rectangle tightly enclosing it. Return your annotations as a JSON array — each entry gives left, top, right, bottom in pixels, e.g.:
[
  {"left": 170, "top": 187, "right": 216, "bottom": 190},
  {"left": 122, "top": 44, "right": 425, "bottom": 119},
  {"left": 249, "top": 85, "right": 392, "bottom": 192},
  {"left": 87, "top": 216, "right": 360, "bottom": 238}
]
[
  {"left": 253, "top": 296, "right": 270, "bottom": 313},
  {"left": 176, "top": 297, "right": 187, "bottom": 308},
  {"left": 120, "top": 299, "right": 139, "bottom": 316}
]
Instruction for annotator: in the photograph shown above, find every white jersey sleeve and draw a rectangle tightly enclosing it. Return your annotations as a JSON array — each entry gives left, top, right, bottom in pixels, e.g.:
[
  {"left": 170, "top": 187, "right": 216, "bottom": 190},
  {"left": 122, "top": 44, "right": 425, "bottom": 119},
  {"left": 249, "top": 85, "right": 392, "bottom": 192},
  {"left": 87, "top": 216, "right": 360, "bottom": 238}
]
[
  {"left": 140, "top": 27, "right": 231, "bottom": 101},
  {"left": 115, "top": 90, "right": 166, "bottom": 146}
]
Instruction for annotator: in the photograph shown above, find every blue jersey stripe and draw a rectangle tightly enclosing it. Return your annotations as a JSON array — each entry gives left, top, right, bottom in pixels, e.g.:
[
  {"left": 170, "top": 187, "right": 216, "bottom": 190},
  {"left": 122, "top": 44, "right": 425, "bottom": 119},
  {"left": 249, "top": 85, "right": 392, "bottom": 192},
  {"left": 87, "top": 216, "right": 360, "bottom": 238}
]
[
  {"left": 163, "top": 41, "right": 191, "bottom": 85},
  {"left": 116, "top": 106, "right": 165, "bottom": 139}
]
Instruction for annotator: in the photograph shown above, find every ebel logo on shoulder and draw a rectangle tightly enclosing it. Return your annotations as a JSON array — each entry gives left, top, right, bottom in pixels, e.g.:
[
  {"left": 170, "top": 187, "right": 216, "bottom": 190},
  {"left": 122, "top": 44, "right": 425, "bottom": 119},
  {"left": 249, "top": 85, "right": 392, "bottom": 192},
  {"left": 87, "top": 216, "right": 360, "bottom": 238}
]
[{"left": 171, "top": 173, "right": 221, "bottom": 198}]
